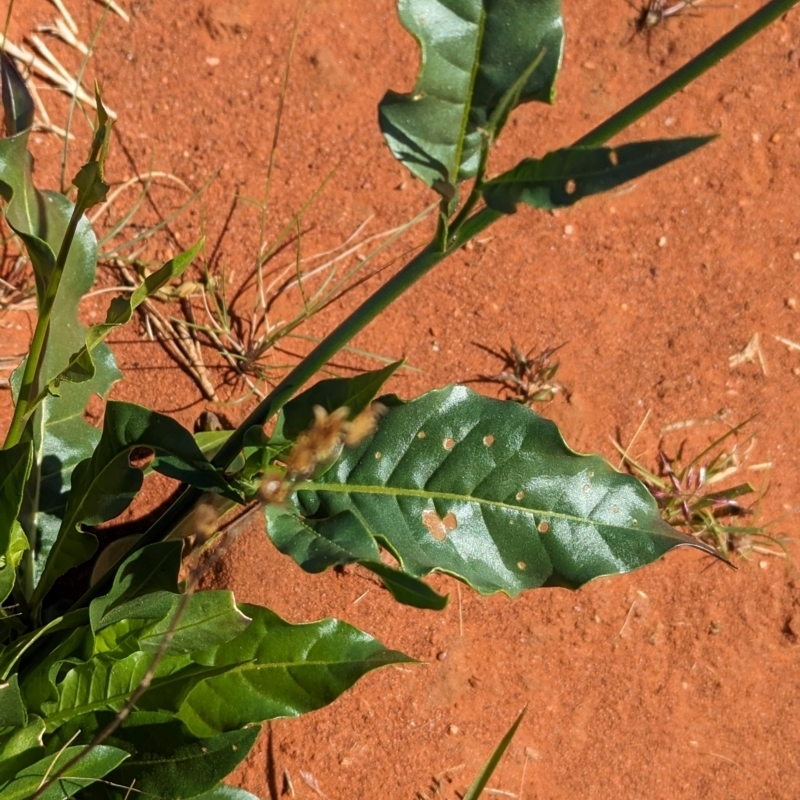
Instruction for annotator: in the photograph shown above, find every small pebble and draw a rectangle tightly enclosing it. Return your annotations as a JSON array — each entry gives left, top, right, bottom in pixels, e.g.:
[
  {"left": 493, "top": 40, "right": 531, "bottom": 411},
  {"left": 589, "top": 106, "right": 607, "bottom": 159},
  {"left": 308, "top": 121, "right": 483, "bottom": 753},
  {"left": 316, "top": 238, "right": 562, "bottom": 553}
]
[
  {"left": 564, "top": 224, "right": 575, "bottom": 236},
  {"left": 664, "top": 116, "right": 676, "bottom": 126},
  {"left": 793, "top": 366, "right": 800, "bottom": 376},
  {"left": 752, "top": 132, "right": 761, "bottom": 143},
  {"left": 436, "top": 651, "right": 448, "bottom": 661},
  {"left": 786, "top": 297, "right": 797, "bottom": 310},
  {"left": 657, "top": 236, "right": 668, "bottom": 247},
  {"left": 793, "top": 252, "right": 800, "bottom": 261},
  {"left": 205, "top": 56, "right": 220, "bottom": 66},
  {"left": 770, "top": 132, "right": 781, "bottom": 143},
  {"left": 759, "top": 560, "right": 768, "bottom": 569},
  {"left": 448, "top": 725, "right": 459, "bottom": 735}
]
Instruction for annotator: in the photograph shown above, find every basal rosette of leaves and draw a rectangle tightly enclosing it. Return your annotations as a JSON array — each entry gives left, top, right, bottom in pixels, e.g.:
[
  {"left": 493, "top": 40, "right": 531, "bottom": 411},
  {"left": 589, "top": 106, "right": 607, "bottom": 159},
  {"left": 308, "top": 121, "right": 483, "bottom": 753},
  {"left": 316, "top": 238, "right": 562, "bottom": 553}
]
[{"left": 2, "top": 0, "right": 793, "bottom": 791}]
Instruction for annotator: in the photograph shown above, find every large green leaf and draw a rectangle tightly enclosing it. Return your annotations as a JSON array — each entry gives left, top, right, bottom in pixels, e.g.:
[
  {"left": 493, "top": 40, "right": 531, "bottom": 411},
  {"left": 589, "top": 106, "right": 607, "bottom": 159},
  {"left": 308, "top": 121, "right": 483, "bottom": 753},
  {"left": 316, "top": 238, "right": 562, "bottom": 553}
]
[
  {"left": 274, "top": 386, "right": 717, "bottom": 596},
  {"left": 0, "top": 87, "right": 121, "bottom": 592},
  {"left": 379, "top": 0, "right": 564, "bottom": 189},
  {"left": 482, "top": 138, "right": 715, "bottom": 212},
  {"left": 37, "top": 593, "right": 250, "bottom": 729},
  {"left": 176, "top": 604, "right": 413, "bottom": 737},
  {"left": 45, "top": 712, "right": 259, "bottom": 800},
  {"left": 0, "top": 744, "right": 127, "bottom": 800},
  {"left": 32, "top": 402, "right": 241, "bottom": 612}
]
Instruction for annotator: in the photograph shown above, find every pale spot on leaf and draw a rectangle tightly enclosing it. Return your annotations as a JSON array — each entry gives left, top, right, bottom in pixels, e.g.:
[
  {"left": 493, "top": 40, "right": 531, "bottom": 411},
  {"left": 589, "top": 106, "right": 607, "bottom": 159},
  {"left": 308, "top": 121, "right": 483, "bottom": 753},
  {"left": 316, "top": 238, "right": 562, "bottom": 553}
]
[
  {"left": 422, "top": 509, "right": 447, "bottom": 540},
  {"left": 538, "top": 521, "right": 550, "bottom": 533},
  {"left": 443, "top": 437, "right": 455, "bottom": 450}
]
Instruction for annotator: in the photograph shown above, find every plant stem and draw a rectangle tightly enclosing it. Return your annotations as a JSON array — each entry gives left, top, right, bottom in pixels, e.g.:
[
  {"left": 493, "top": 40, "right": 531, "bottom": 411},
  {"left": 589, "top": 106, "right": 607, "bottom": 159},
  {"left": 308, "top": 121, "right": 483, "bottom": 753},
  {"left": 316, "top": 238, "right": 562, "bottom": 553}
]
[{"left": 574, "top": 0, "right": 799, "bottom": 147}]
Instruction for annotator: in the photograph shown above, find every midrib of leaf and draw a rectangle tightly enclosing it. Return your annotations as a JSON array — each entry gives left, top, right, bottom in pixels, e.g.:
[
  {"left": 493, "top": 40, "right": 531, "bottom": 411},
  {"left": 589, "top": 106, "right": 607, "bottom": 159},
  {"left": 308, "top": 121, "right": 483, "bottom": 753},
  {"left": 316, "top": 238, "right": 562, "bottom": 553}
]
[{"left": 300, "top": 480, "right": 642, "bottom": 531}]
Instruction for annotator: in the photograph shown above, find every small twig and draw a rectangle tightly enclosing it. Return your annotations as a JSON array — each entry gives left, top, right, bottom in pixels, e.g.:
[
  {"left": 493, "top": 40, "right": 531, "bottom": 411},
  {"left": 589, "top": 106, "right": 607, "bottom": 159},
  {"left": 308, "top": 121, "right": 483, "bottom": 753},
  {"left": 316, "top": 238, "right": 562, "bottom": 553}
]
[{"left": 617, "top": 408, "right": 651, "bottom": 469}]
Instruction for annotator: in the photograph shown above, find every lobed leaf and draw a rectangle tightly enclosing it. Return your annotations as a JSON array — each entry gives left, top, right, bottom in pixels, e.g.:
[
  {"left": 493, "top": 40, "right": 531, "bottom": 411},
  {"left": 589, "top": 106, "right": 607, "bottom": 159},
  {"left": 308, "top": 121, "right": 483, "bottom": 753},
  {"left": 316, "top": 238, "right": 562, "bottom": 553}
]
[
  {"left": 379, "top": 0, "right": 564, "bottom": 190},
  {"left": 274, "top": 386, "right": 718, "bottom": 597}
]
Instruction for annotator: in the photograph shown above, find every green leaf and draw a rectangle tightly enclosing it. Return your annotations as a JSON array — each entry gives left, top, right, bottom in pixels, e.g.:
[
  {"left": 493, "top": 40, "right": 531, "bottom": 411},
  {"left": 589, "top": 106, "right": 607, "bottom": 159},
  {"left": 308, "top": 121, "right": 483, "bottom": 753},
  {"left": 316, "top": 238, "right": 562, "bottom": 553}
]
[
  {"left": 0, "top": 442, "right": 32, "bottom": 601},
  {"left": 265, "top": 506, "right": 448, "bottom": 610},
  {"left": 177, "top": 603, "right": 414, "bottom": 737},
  {"left": 44, "top": 241, "right": 204, "bottom": 392},
  {"left": 0, "top": 717, "right": 46, "bottom": 785},
  {"left": 46, "top": 712, "right": 259, "bottom": 800},
  {"left": 88, "top": 542, "right": 183, "bottom": 632},
  {"left": 0, "top": 54, "right": 34, "bottom": 136},
  {"left": 281, "top": 386, "right": 718, "bottom": 596},
  {"left": 0, "top": 675, "right": 26, "bottom": 728},
  {"left": 0, "top": 745, "right": 127, "bottom": 800},
  {"left": 463, "top": 707, "right": 525, "bottom": 800},
  {"left": 482, "top": 137, "right": 715, "bottom": 213},
  {"left": 32, "top": 402, "right": 241, "bottom": 613},
  {"left": 270, "top": 360, "right": 403, "bottom": 451},
  {"left": 379, "top": 0, "right": 564, "bottom": 189},
  {"left": 1, "top": 116, "right": 121, "bottom": 593}
]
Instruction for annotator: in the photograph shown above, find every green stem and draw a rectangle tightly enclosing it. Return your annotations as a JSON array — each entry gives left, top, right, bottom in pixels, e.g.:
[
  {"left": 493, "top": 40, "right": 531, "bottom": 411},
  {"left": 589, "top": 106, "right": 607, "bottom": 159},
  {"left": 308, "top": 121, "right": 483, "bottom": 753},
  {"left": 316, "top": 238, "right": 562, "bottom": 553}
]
[{"left": 574, "top": 0, "right": 799, "bottom": 147}]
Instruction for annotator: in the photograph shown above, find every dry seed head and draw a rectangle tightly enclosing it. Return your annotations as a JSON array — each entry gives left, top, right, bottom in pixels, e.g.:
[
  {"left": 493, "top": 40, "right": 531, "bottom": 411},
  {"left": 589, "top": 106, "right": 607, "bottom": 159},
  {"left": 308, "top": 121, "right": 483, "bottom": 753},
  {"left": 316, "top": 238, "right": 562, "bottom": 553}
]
[
  {"left": 343, "top": 402, "right": 387, "bottom": 447},
  {"left": 286, "top": 405, "right": 350, "bottom": 478},
  {"left": 257, "top": 467, "right": 291, "bottom": 505}
]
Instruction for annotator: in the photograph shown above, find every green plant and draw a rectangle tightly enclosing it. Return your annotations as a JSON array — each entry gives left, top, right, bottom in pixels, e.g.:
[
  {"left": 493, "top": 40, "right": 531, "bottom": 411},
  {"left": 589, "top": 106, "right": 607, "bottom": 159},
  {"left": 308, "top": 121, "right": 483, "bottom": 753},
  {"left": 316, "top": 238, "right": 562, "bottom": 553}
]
[
  {"left": 616, "top": 421, "right": 789, "bottom": 558},
  {"left": 476, "top": 340, "right": 567, "bottom": 405},
  {"left": 0, "top": 0, "right": 797, "bottom": 797}
]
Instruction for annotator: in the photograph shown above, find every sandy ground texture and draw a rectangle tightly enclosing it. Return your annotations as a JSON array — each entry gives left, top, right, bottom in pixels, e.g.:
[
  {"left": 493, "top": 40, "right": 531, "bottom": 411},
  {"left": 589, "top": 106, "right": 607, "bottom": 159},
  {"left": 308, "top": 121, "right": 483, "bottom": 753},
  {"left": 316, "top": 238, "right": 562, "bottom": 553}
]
[{"left": 2, "top": 0, "right": 800, "bottom": 798}]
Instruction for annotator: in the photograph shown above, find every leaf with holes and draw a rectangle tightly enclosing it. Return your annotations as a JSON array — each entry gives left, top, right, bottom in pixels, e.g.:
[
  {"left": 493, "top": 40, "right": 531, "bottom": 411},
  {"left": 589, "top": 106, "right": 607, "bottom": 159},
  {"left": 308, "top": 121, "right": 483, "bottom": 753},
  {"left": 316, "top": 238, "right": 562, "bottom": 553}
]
[
  {"left": 273, "top": 386, "right": 718, "bottom": 596},
  {"left": 379, "top": 0, "right": 564, "bottom": 191},
  {"left": 482, "top": 138, "right": 714, "bottom": 213}
]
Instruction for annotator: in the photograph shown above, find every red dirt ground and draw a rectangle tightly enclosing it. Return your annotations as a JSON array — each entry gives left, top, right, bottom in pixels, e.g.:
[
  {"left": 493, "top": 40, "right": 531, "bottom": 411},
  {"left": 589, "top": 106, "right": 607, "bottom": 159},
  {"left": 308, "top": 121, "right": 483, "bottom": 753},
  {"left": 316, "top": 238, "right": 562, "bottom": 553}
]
[{"left": 3, "top": 0, "right": 800, "bottom": 798}]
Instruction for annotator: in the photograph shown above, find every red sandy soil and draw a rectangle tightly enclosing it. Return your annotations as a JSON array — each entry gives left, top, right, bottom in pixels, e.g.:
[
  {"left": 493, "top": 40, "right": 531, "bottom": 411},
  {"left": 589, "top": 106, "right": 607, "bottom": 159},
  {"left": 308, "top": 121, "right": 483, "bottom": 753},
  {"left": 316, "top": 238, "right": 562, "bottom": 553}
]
[{"left": 3, "top": 0, "right": 800, "bottom": 798}]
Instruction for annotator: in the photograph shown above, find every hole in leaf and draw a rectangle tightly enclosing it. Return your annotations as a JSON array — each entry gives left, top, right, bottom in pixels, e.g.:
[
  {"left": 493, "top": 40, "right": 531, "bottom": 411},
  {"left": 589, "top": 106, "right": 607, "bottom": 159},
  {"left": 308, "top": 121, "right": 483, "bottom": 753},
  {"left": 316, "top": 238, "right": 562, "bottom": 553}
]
[
  {"left": 422, "top": 509, "right": 448, "bottom": 540},
  {"left": 442, "top": 512, "right": 458, "bottom": 531},
  {"left": 516, "top": 490, "right": 525, "bottom": 501},
  {"left": 374, "top": 451, "right": 382, "bottom": 459},
  {"left": 129, "top": 447, "right": 154, "bottom": 469},
  {"left": 417, "top": 431, "right": 427, "bottom": 439},
  {"left": 443, "top": 437, "right": 455, "bottom": 451},
  {"left": 483, "top": 435, "right": 495, "bottom": 446},
  {"left": 538, "top": 521, "right": 550, "bottom": 533},
  {"left": 517, "top": 561, "right": 527, "bottom": 570},
  {"left": 565, "top": 179, "right": 577, "bottom": 194}
]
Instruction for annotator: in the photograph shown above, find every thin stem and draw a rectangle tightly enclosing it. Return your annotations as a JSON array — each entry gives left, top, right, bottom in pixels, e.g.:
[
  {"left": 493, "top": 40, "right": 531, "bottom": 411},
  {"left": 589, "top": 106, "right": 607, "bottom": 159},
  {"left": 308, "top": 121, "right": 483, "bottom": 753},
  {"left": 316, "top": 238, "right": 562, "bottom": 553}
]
[{"left": 574, "top": 0, "right": 799, "bottom": 147}]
